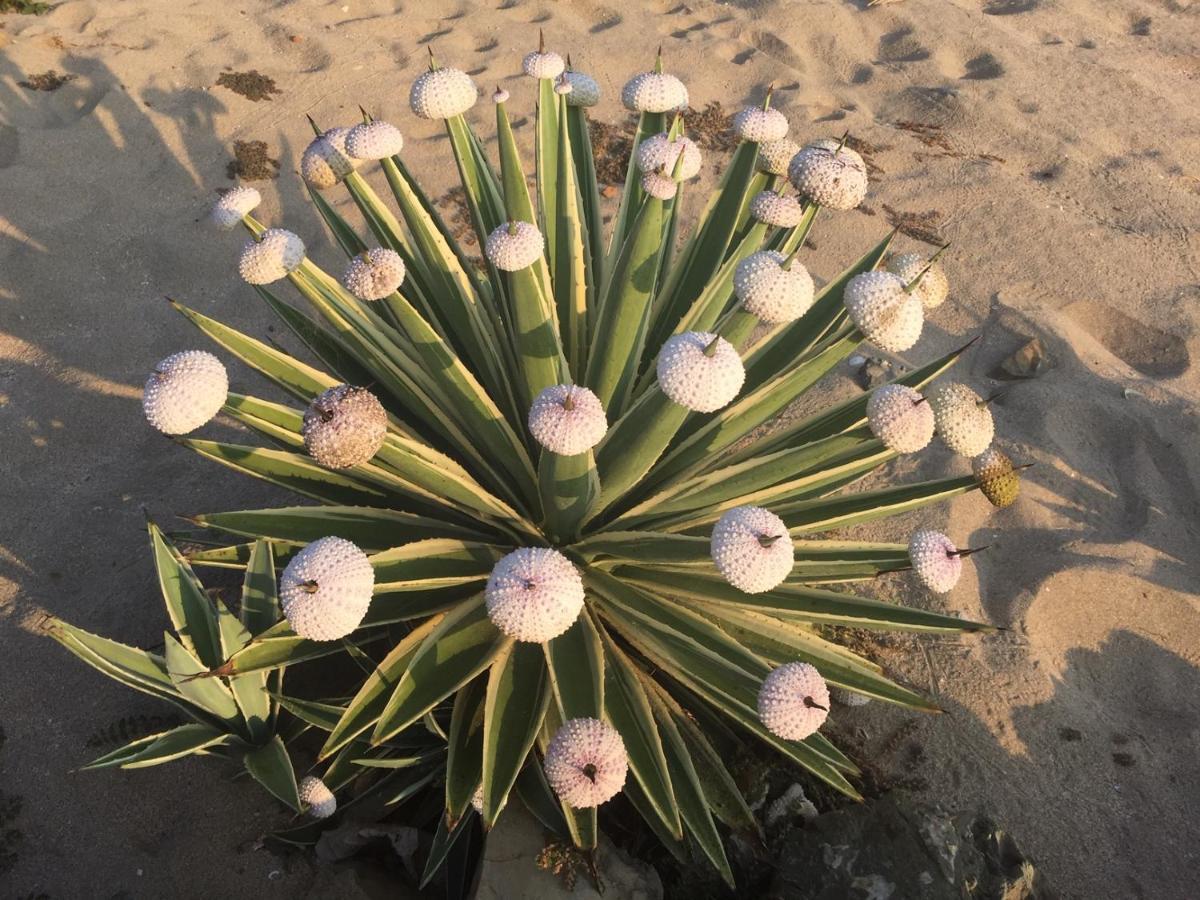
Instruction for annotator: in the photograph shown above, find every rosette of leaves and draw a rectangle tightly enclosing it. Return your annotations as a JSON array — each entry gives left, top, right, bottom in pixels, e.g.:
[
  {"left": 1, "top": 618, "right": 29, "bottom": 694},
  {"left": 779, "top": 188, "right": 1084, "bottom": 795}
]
[{"left": 56, "top": 47, "right": 1001, "bottom": 887}]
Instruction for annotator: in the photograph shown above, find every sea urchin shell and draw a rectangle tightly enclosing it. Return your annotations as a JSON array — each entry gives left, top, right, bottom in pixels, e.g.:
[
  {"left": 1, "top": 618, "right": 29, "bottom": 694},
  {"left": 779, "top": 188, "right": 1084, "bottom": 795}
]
[
  {"left": 733, "top": 106, "right": 788, "bottom": 143},
  {"left": 528, "top": 385, "right": 608, "bottom": 456},
  {"left": 929, "top": 382, "right": 995, "bottom": 457},
  {"left": 484, "top": 548, "right": 585, "bottom": 642},
  {"left": 749, "top": 190, "right": 805, "bottom": 228},
  {"left": 908, "top": 529, "right": 963, "bottom": 593},
  {"left": 345, "top": 120, "right": 404, "bottom": 160},
  {"left": 143, "top": 350, "right": 228, "bottom": 435},
  {"left": 758, "top": 662, "right": 830, "bottom": 741},
  {"left": 280, "top": 536, "right": 375, "bottom": 641},
  {"left": 564, "top": 70, "right": 600, "bottom": 107},
  {"left": 485, "top": 221, "right": 544, "bottom": 272},
  {"left": 299, "top": 776, "right": 337, "bottom": 819},
  {"left": 300, "top": 127, "right": 358, "bottom": 190},
  {"left": 238, "top": 228, "right": 305, "bottom": 285},
  {"left": 621, "top": 71, "right": 688, "bottom": 113},
  {"left": 302, "top": 384, "right": 388, "bottom": 470},
  {"left": 887, "top": 251, "right": 949, "bottom": 310},
  {"left": 866, "top": 384, "right": 935, "bottom": 453},
  {"left": 342, "top": 248, "right": 406, "bottom": 301},
  {"left": 973, "top": 446, "right": 1020, "bottom": 508},
  {"left": 210, "top": 185, "right": 261, "bottom": 230},
  {"left": 711, "top": 506, "right": 794, "bottom": 593},
  {"left": 734, "top": 250, "right": 815, "bottom": 325},
  {"left": 523, "top": 50, "right": 565, "bottom": 80},
  {"left": 636, "top": 133, "right": 702, "bottom": 181},
  {"left": 657, "top": 331, "right": 745, "bottom": 413},
  {"left": 544, "top": 717, "right": 628, "bottom": 809},
  {"left": 843, "top": 270, "right": 924, "bottom": 353},
  {"left": 788, "top": 138, "right": 869, "bottom": 211},
  {"left": 410, "top": 67, "right": 477, "bottom": 119}
]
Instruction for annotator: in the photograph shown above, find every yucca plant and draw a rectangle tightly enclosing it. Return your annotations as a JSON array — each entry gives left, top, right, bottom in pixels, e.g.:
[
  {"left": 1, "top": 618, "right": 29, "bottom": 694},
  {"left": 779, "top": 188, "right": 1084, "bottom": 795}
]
[{"left": 53, "top": 40, "right": 1021, "bottom": 887}]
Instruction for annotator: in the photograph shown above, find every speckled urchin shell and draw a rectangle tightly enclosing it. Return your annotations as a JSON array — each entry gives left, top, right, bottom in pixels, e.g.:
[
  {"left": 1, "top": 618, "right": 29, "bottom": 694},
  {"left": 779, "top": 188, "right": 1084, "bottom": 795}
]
[
  {"left": 238, "top": 228, "right": 306, "bottom": 285},
  {"left": 929, "top": 382, "right": 994, "bottom": 457},
  {"left": 280, "top": 536, "right": 375, "bottom": 641},
  {"left": 484, "top": 221, "right": 544, "bottom": 272},
  {"left": 636, "top": 133, "right": 702, "bottom": 181},
  {"left": 210, "top": 185, "right": 261, "bottom": 230},
  {"left": 470, "top": 783, "right": 484, "bottom": 814},
  {"left": 345, "top": 120, "right": 404, "bottom": 160},
  {"left": 843, "top": 270, "right": 924, "bottom": 353},
  {"left": 973, "top": 446, "right": 1020, "bottom": 508},
  {"left": 749, "top": 190, "right": 804, "bottom": 228},
  {"left": 554, "top": 77, "right": 572, "bottom": 96},
  {"left": 564, "top": 70, "right": 600, "bottom": 107},
  {"left": 908, "top": 529, "right": 963, "bottom": 593},
  {"left": 788, "top": 139, "right": 869, "bottom": 211},
  {"left": 410, "top": 67, "right": 477, "bottom": 119},
  {"left": 528, "top": 384, "right": 608, "bottom": 456},
  {"left": 734, "top": 250, "right": 815, "bottom": 325},
  {"left": 300, "top": 127, "right": 358, "bottom": 190},
  {"left": 711, "top": 506, "right": 794, "bottom": 594},
  {"left": 866, "top": 384, "right": 935, "bottom": 453},
  {"left": 757, "top": 137, "right": 800, "bottom": 176},
  {"left": 302, "top": 384, "right": 388, "bottom": 470},
  {"left": 887, "top": 252, "right": 949, "bottom": 310},
  {"left": 492, "top": 87, "right": 510, "bottom": 104},
  {"left": 641, "top": 171, "right": 678, "bottom": 200},
  {"left": 733, "top": 106, "right": 788, "bottom": 143},
  {"left": 757, "top": 662, "right": 830, "bottom": 741},
  {"left": 621, "top": 71, "right": 688, "bottom": 113},
  {"left": 143, "top": 350, "right": 228, "bottom": 435},
  {"left": 485, "top": 548, "right": 585, "bottom": 642},
  {"left": 544, "top": 718, "right": 628, "bottom": 809},
  {"left": 656, "top": 331, "right": 746, "bottom": 413},
  {"left": 342, "top": 248, "right": 406, "bottom": 302},
  {"left": 299, "top": 776, "right": 337, "bottom": 819},
  {"left": 523, "top": 50, "right": 565, "bottom": 79}
]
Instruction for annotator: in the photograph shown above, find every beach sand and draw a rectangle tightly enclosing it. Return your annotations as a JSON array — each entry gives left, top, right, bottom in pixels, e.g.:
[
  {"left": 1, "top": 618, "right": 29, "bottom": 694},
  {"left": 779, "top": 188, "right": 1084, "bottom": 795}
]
[{"left": 1, "top": 0, "right": 1198, "bottom": 896}]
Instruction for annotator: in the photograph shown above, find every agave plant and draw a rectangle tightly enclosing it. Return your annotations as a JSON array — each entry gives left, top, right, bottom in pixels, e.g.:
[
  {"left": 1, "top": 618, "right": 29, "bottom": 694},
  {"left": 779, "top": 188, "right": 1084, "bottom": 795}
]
[{"left": 53, "top": 41, "right": 1020, "bottom": 886}]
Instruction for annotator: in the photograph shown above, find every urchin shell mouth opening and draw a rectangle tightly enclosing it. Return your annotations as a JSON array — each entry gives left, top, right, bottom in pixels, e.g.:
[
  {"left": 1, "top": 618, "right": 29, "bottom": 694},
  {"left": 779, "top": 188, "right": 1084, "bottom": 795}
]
[
  {"left": 802, "top": 695, "right": 828, "bottom": 712},
  {"left": 300, "top": 579, "right": 320, "bottom": 594},
  {"left": 581, "top": 762, "right": 598, "bottom": 783},
  {"left": 756, "top": 533, "right": 784, "bottom": 548}
]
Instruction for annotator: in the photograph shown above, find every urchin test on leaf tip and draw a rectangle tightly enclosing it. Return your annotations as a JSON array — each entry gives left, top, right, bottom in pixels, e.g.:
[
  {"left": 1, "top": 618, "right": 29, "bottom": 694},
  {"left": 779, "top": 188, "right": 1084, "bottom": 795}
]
[
  {"left": 300, "top": 127, "right": 358, "bottom": 190},
  {"left": 342, "top": 247, "right": 406, "bottom": 301},
  {"left": 528, "top": 385, "right": 607, "bottom": 456},
  {"left": 210, "top": 185, "right": 260, "bottom": 230},
  {"left": 485, "top": 221, "right": 544, "bottom": 271},
  {"left": 734, "top": 250, "right": 815, "bottom": 324},
  {"left": 711, "top": 506, "right": 795, "bottom": 594},
  {"left": 280, "top": 537, "right": 374, "bottom": 641},
  {"left": 545, "top": 717, "right": 628, "bottom": 809},
  {"left": 299, "top": 776, "right": 337, "bottom": 819},
  {"left": 758, "top": 662, "right": 830, "bottom": 741},
  {"left": 485, "top": 548, "right": 585, "bottom": 642},
  {"left": 302, "top": 384, "right": 388, "bottom": 470},
  {"left": 238, "top": 228, "right": 305, "bottom": 285},
  {"left": 142, "top": 350, "right": 228, "bottom": 435},
  {"left": 656, "top": 331, "right": 746, "bottom": 413}
]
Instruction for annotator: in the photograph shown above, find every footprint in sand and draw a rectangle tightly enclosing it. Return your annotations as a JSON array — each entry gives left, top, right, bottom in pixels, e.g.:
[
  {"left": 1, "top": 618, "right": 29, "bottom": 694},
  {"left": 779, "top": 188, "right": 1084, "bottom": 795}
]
[
  {"left": 983, "top": 0, "right": 1039, "bottom": 14},
  {"left": 877, "top": 26, "right": 932, "bottom": 65},
  {"left": 0, "top": 125, "right": 17, "bottom": 169},
  {"left": 963, "top": 53, "right": 1005, "bottom": 80},
  {"left": 1064, "top": 299, "right": 1190, "bottom": 379}
]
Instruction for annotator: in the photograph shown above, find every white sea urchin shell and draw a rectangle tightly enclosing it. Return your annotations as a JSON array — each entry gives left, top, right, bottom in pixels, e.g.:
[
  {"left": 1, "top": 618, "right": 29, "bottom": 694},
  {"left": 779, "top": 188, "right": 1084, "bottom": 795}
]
[
  {"left": 908, "top": 529, "right": 963, "bottom": 593},
  {"left": 636, "top": 133, "right": 702, "bottom": 181},
  {"left": 544, "top": 717, "right": 628, "bottom": 809},
  {"left": 342, "top": 248, "right": 406, "bottom": 301},
  {"left": 299, "top": 776, "right": 337, "bottom": 819},
  {"left": 711, "top": 506, "right": 794, "bottom": 594},
  {"left": 485, "top": 548, "right": 585, "bottom": 642},
  {"left": 656, "top": 331, "right": 746, "bottom": 413},
  {"left": 523, "top": 50, "right": 565, "bottom": 80},
  {"left": 866, "top": 384, "right": 935, "bottom": 453},
  {"left": 929, "top": 382, "right": 994, "bottom": 457},
  {"left": 142, "top": 350, "right": 228, "bottom": 435},
  {"left": 788, "top": 139, "right": 869, "bottom": 211},
  {"left": 641, "top": 171, "right": 678, "bottom": 200},
  {"left": 410, "top": 67, "right": 477, "bottom": 119},
  {"left": 280, "top": 536, "right": 375, "bottom": 641},
  {"left": 210, "top": 185, "right": 261, "bottom": 230},
  {"left": 300, "top": 127, "right": 358, "bottom": 190},
  {"left": 564, "top": 71, "right": 600, "bottom": 107},
  {"left": 749, "top": 190, "right": 805, "bottom": 228},
  {"left": 345, "top": 120, "right": 404, "bottom": 160},
  {"left": 758, "top": 662, "right": 830, "bottom": 741},
  {"left": 485, "top": 221, "right": 544, "bottom": 272},
  {"left": 621, "top": 71, "right": 688, "bottom": 113},
  {"left": 734, "top": 250, "right": 815, "bottom": 325},
  {"left": 733, "top": 106, "right": 788, "bottom": 143},
  {"left": 843, "top": 270, "right": 924, "bottom": 353},
  {"left": 302, "top": 384, "right": 388, "bottom": 470},
  {"left": 887, "top": 252, "right": 949, "bottom": 310},
  {"left": 528, "top": 385, "right": 608, "bottom": 456},
  {"left": 757, "top": 138, "right": 800, "bottom": 177},
  {"left": 238, "top": 228, "right": 306, "bottom": 285}
]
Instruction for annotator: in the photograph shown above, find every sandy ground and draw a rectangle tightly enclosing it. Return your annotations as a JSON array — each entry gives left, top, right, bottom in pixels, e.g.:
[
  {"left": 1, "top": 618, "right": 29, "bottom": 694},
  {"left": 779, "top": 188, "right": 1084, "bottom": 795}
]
[{"left": 1, "top": 0, "right": 1198, "bottom": 897}]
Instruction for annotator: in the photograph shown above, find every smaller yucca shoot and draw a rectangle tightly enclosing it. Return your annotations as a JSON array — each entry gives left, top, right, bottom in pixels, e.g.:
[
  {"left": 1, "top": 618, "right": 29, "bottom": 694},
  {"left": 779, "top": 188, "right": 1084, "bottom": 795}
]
[{"left": 50, "top": 528, "right": 304, "bottom": 811}]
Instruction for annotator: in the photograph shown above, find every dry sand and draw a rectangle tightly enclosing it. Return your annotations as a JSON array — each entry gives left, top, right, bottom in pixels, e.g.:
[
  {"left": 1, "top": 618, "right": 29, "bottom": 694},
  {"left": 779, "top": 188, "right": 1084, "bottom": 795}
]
[{"left": 1, "top": 0, "right": 1198, "bottom": 897}]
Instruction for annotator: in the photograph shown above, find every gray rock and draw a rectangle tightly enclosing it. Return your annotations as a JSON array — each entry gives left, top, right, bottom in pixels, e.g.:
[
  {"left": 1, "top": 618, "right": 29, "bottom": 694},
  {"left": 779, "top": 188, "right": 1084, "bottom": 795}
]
[
  {"left": 472, "top": 803, "right": 662, "bottom": 900},
  {"left": 996, "top": 337, "right": 1051, "bottom": 379},
  {"left": 767, "top": 791, "right": 1053, "bottom": 899}
]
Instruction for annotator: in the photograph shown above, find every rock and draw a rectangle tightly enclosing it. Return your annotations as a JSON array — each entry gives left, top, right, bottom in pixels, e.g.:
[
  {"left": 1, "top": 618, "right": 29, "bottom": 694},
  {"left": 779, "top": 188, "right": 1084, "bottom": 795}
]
[
  {"left": 995, "top": 337, "right": 1050, "bottom": 380},
  {"left": 765, "top": 784, "right": 819, "bottom": 828},
  {"left": 600, "top": 184, "right": 620, "bottom": 199},
  {"left": 472, "top": 803, "right": 662, "bottom": 900},
  {"left": 767, "top": 791, "right": 1053, "bottom": 899}
]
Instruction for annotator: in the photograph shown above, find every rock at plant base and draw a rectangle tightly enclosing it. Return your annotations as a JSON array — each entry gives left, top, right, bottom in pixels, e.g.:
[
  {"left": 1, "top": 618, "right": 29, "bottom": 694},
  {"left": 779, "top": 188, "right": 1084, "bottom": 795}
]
[
  {"left": 767, "top": 791, "right": 1052, "bottom": 900},
  {"left": 996, "top": 337, "right": 1050, "bottom": 380},
  {"left": 472, "top": 803, "right": 662, "bottom": 900}
]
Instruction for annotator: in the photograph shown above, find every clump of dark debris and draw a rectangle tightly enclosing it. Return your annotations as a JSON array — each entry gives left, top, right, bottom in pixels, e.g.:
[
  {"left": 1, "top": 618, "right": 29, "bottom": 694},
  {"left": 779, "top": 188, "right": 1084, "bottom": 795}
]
[
  {"left": 882, "top": 203, "right": 946, "bottom": 245},
  {"left": 226, "top": 139, "right": 280, "bottom": 181},
  {"left": 18, "top": 70, "right": 75, "bottom": 92},
  {"left": 216, "top": 70, "right": 281, "bottom": 102},
  {"left": 589, "top": 117, "right": 635, "bottom": 185}
]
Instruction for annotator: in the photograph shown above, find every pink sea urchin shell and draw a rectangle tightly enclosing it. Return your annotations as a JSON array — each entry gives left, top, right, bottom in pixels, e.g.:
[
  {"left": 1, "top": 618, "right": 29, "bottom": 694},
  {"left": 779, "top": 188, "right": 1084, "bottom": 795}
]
[{"left": 544, "top": 717, "right": 628, "bottom": 808}]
